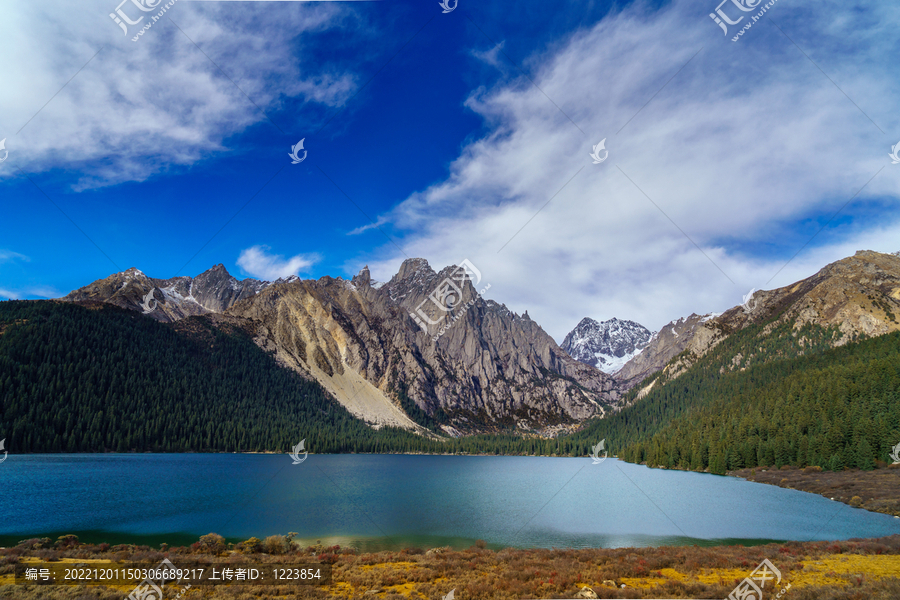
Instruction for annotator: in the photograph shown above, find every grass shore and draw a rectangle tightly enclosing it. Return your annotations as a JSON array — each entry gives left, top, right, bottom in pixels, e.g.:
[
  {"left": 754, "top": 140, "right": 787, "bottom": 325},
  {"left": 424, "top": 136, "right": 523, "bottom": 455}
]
[
  {"left": 2, "top": 534, "right": 900, "bottom": 599},
  {"left": 728, "top": 464, "right": 900, "bottom": 518}
]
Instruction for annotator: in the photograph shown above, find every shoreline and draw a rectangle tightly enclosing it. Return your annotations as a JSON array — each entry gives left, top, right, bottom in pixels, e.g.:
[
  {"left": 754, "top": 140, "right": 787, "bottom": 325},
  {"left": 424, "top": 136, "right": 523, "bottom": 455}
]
[{"left": 727, "top": 464, "right": 900, "bottom": 518}]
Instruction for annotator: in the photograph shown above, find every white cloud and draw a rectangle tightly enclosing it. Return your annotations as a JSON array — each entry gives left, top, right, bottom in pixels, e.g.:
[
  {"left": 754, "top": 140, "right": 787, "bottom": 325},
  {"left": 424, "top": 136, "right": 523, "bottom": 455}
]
[
  {"left": 358, "top": 0, "right": 900, "bottom": 340},
  {"left": 237, "top": 245, "right": 319, "bottom": 280},
  {"left": 0, "top": 250, "right": 29, "bottom": 264},
  {"left": 0, "top": 1, "right": 357, "bottom": 189},
  {"left": 0, "top": 286, "right": 59, "bottom": 300}
]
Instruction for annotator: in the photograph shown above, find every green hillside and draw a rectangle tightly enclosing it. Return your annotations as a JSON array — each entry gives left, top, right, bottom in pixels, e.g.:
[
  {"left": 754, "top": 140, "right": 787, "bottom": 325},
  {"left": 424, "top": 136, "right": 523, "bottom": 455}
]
[{"left": 569, "top": 321, "right": 900, "bottom": 473}]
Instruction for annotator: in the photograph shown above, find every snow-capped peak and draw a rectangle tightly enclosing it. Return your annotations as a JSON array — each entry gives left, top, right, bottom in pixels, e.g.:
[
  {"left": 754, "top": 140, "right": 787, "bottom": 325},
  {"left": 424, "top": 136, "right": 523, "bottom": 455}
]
[{"left": 561, "top": 317, "right": 654, "bottom": 374}]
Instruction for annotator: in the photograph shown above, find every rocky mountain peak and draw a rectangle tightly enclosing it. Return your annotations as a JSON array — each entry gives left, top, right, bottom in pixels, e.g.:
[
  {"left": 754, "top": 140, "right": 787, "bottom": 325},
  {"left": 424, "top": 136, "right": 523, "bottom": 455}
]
[
  {"left": 224, "top": 258, "right": 619, "bottom": 434},
  {"left": 353, "top": 265, "right": 372, "bottom": 287},
  {"left": 394, "top": 258, "right": 433, "bottom": 281},
  {"left": 561, "top": 317, "right": 653, "bottom": 374},
  {"left": 63, "top": 263, "right": 272, "bottom": 322}
]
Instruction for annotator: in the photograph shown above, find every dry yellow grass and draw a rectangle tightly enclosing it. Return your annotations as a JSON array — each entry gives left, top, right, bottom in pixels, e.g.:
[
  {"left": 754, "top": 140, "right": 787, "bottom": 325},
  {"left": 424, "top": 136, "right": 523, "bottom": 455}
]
[
  {"left": 617, "top": 554, "right": 900, "bottom": 590},
  {"left": 4, "top": 535, "right": 900, "bottom": 599}
]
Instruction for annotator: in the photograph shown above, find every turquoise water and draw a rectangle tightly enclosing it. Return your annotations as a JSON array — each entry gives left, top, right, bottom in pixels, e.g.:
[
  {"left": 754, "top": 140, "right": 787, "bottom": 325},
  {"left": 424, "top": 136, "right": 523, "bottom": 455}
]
[{"left": 1, "top": 455, "right": 897, "bottom": 550}]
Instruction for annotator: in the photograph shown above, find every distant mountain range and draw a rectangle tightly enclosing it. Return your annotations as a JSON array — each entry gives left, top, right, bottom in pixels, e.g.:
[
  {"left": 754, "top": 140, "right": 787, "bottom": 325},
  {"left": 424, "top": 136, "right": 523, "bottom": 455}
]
[
  {"left": 612, "top": 312, "right": 719, "bottom": 390},
  {"left": 560, "top": 311, "right": 726, "bottom": 387},
  {"left": 563, "top": 250, "right": 900, "bottom": 395},
  {"left": 63, "top": 258, "right": 618, "bottom": 435},
  {"left": 49, "top": 249, "right": 900, "bottom": 441},
  {"left": 63, "top": 264, "right": 291, "bottom": 321}
]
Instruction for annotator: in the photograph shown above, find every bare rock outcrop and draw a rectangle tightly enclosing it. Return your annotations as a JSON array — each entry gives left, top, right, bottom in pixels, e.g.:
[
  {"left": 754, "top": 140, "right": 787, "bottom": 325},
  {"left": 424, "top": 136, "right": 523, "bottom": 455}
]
[{"left": 227, "top": 259, "right": 618, "bottom": 432}]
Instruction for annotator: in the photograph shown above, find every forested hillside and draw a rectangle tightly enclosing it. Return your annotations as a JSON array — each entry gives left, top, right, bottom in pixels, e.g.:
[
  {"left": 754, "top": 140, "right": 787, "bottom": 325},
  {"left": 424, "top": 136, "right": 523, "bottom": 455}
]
[
  {"left": 619, "top": 330, "right": 900, "bottom": 473},
  {"left": 0, "top": 301, "right": 586, "bottom": 456},
  {"left": 569, "top": 320, "right": 900, "bottom": 473}
]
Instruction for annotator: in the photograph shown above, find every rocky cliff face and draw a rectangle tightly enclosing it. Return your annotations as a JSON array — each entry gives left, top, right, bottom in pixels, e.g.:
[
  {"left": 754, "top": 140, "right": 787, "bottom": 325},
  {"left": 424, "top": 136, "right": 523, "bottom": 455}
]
[
  {"left": 561, "top": 317, "right": 653, "bottom": 374},
  {"left": 613, "top": 313, "right": 715, "bottom": 389},
  {"left": 617, "top": 250, "right": 900, "bottom": 391},
  {"left": 63, "top": 259, "right": 620, "bottom": 434},
  {"left": 226, "top": 259, "right": 618, "bottom": 433}
]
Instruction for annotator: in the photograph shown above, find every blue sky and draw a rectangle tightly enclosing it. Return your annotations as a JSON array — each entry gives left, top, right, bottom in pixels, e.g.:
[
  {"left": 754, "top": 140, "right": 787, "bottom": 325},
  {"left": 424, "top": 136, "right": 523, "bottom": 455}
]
[{"left": 1, "top": 0, "right": 899, "bottom": 339}]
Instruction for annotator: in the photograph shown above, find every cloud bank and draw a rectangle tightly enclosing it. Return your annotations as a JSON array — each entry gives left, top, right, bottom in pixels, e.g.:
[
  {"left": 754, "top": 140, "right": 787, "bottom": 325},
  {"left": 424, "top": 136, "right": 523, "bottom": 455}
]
[
  {"left": 0, "top": 1, "right": 356, "bottom": 189},
  {"left": 359, "top": 0, "right": 900, "bottom": 338}
]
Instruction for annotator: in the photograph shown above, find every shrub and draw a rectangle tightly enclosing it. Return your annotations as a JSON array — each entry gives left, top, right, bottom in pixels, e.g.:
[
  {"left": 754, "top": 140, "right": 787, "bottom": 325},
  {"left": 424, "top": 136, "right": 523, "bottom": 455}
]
[
  {"left": 17, "top": 538, "right": 52, "bottom": 550},
  {"left": 263, "top": 535, "right": 289, "bottom": 555},
  {"left": 850, "top": 496, "right": 863, "bottom": 508},
  {"left": 238, "top": 537, "right": 262, "bottom": 554},
  {"left": 197, "top": 533, "right": 227, "bottom": 555},
  {"left": 55, "top": 535, "right": 79, "bottom": 549}
]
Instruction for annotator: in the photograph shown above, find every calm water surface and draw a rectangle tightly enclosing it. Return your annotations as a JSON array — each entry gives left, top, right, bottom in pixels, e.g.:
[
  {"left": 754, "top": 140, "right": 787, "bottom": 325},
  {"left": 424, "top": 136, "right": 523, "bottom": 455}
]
[{"left": 1, "top": 455, "right": 898, "bottom": 550}]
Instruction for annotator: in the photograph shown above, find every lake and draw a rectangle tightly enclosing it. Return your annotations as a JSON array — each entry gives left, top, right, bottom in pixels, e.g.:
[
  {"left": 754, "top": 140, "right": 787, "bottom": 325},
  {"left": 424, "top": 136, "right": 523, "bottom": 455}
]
[{"left": 1, "top": 455, "right": 898, "bottom": 550}]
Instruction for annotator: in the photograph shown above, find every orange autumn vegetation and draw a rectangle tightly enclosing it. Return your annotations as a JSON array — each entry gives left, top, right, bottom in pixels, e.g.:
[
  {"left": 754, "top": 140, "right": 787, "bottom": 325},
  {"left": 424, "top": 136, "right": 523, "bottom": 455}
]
[{"left": 2, "top": 534, "right": 900, "bottom": 598}]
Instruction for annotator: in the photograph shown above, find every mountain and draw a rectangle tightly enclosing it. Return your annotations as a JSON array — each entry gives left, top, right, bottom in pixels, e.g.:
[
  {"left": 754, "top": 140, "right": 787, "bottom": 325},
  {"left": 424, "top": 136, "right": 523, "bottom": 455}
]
[
  {"left": 228, "top": 259, "right": 618, "bottom": 434},
  {"left": 560, "top": 317, "right": 653, "bottom": 374},
  {"left": 0, "top": 300, "right": 587, "bottom": 456},
  {"left": 568, "top": 250, "right": 900, "bottom": 474},
  {"left": 615, "top": 250, "right": 900, "bottom": 392},
  {"left": 61, "top": 259, "right": 620, "bottom": 435},
  {"left": 62, "top": 265, "right": 282, "bottom": 322},
  {"left": 572, "top": 320, "right": 900, "bottom": 476},
  {"left": 621, "top": 327, "right": 900, "bottom": 475},
  {"left": 613, "top": 313, "right": 717, "bottom": 390},
  {"left": 656, "top": 250, "right": 900, "bottom": 384}
]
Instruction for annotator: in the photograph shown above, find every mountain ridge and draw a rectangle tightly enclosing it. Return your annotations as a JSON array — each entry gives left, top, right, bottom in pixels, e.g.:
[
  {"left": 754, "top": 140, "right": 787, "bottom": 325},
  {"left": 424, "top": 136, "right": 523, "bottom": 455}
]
[
  {"left": 64, "top": 258, "right": 620, "bottom": 435},
  {"left": 58, "top": 250, "right": 900, "bottom": 437},
  {"left": 613, "top": 250, "right": 900, "bottom": 392}
]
